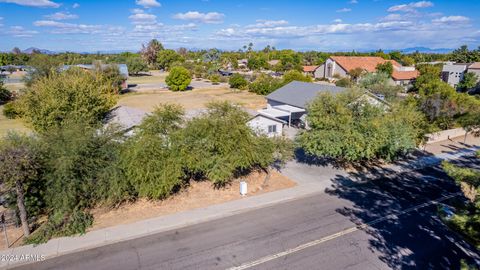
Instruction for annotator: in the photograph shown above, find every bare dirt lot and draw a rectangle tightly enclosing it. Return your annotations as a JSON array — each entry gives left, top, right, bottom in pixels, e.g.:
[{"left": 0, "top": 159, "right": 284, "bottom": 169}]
[
  {"left": 91, "top": 170, "right": 296, "bottom": 230},
  {"left": 118, "top": 87, "right": 266, "bottom": 111}
]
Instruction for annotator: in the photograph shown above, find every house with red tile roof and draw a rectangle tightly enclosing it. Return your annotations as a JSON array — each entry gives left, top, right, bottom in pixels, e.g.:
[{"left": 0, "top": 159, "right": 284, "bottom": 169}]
[
  {"left": 302, "top": 65, "right": 320, "bottom": 77},
  {"left": 315, "top": 56, "right": 419, "bottom": 88}
]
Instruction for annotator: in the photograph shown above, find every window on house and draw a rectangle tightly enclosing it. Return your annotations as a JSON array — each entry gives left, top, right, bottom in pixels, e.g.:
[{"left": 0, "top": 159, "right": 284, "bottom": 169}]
[{"left": 268, "top": 125, "right": 277, "bottom": 133}]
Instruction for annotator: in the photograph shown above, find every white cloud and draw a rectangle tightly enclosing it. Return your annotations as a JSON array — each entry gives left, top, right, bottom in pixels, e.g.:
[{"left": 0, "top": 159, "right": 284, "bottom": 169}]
[
  {"left": 72, "top": 3, "right": 79, "bottom": 8},
  {"left": 8, "top": 25, "right": 38, "bottom": 37},
  {"left": 349, "top": 0, "right": 358, "bottom": 4},
  {"left": 44, "top": 12, "right": 78, "bottom": 20},
  {"left": 136, "top": 0, "right": 161, "bottom": 8},
  {"left": 336, "top": 8, "right": 351, "bottom": 13},
  {"left": 388, "top": 1, "right": 433, "bottom": 13},
  {"left": 129, "top": 12, "right": 157, "bottom": 25},
  {"left": 432, "top": 16, "right": 470, "bottom": 24},
  {"left": 173, "top": 11, "right": 225, "bottom": 24},
  {"left": 33, "top": 20, "right": 124, "bottom": 35},
  {"left": 0, "top": 0, "right": 60, "bottom": 8},
  {"left": 333, "top": 19, "right": 343, "bottom": 23},
  {"left": 131, "top": 8, "right": 145, "bottom": 14},
  {"left": 247, "top": 20, "right": 289, "bottom": 28}
]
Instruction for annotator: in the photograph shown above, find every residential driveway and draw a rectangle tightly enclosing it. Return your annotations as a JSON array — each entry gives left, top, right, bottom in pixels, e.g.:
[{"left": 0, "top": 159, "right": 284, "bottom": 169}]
[{"left": 279, "top": 159, "right": 348, "bottom": 189}]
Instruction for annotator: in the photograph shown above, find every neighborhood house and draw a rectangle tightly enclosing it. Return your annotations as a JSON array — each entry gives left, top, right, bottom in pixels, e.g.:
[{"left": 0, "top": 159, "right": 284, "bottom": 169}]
[{"left": 316, "top": 56, "right": 420, "bottom": 88}]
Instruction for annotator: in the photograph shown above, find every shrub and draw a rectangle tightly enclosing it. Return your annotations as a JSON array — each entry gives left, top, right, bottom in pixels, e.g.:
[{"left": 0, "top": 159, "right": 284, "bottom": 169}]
[
  {"left": 2, "top": 101, "right": 20, "bottom": 119},
  {"left": 282, "top": 70, "right": 312, "bottom": 84},
  {"left": 229, "top": 74, "right": 248, "bottom": 89},
  {"left": 335, "top": 77, "right": 352, "bottom": 87},
  {"left": 0, "top": 86, "right": 12, "bottom": 105},
  {"left": 248, "top": 74, "right": 284, "bottom": 95},
  {"left": 209, "top": 74, "right": 221, "bottom": 85},
  {"left": 165, "top": 66, "right": 192, "bottom": 91}
]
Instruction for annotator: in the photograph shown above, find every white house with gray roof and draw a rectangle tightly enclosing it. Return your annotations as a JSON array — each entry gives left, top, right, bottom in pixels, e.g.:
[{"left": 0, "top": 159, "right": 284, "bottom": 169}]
[
  {"left": 258, "top": 81, "right": 388, "bottom": 128},
  {"left": 259, "top": 81, "right": 347, "bottom": 127}
]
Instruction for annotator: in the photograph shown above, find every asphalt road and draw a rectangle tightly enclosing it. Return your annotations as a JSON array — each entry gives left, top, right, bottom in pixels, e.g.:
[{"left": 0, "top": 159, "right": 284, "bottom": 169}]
[{"left": 14, "top": 156, "right": 480, "bottom": 270}]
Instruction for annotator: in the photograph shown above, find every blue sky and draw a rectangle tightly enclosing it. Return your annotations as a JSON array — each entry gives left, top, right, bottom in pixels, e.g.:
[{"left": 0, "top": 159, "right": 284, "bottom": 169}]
[{"left": 0, "top": 0, "right": 479, "bottom": 52}]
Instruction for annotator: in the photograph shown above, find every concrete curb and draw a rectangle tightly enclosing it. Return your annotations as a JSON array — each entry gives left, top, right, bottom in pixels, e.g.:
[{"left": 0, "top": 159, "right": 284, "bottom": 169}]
[{"left": 0, "top": 184, "right": 323, "bottom": 269}]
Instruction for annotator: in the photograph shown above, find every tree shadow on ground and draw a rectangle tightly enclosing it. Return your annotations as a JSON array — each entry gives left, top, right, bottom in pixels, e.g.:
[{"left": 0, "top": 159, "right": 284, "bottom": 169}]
[{"left": 325, "top": 155, "right": 480, "bottom": 269}]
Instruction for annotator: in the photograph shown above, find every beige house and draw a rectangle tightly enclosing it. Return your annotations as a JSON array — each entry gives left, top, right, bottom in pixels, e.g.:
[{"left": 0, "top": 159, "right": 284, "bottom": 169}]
[{"left": 316, "top": 56, "right": 419, "bottom": 88}]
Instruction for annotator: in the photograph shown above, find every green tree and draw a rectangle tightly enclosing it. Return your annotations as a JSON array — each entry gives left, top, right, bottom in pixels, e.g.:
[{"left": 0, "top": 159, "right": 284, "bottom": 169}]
[
  {"left": 229, "top": 73, "right": 248, "bottom": 89},
  {"left": 181, "top": 101, "right": 291, "bottom": 185},
  {"left": 27, "top": 121, "right": 125, "bottom": 243},
  {"left": 360, "top": 72, "right": 404, "bottom": 100},
  {"left": 278, "top": 50, "right": 303, "bottom": 71},
  {"left": 450, "top": 45, "right": 480, "bottom": 63},
  {"left": 297, "top": 89, "right": 426, "bottom": 163},
  {"left": 457, "top": 72, "right": 479, "bottom": 92},
  {"left": 282, "top": 70, "right": 312, "bottom": 84},
  {"left": 95, "top": 63, "right": 125, "bottom": 93},
  {"left": 375, "top": 62, "right": 393, "bottom": 76},
  {"left": 248, "top": 74, "right": 284, "bottom": 95},
  {"left": 126, "top": 57, "right": 148, "bottom": 75},
  {"left": 165, "top": 66, "right": 192, "bottom": 91},
  {"left": 156, "top": 49, "right": 183, "bottom": 71},
  {"left": 121, "top": 104, "right": 185, "bottom": 199},
  {"left": 21, "top": 67, "right": 117, "bottom": 132},
  {"left": 0, "top": 133, "right": 42, "bottom": 237},
  {"left": 247, "top": 56, "right": 267, "bottom": 70}
]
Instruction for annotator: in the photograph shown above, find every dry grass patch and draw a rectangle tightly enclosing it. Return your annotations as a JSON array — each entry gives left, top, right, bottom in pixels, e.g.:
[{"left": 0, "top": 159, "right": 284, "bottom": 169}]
[
  {"left": 91, "top": 170, "right": 296, "bottom": 230},
  {"left": 128, "top": 71, "right": 168, "bottom": 85},
  {"left": 118, "top": 87, "right": 266, "bottom": 111}
]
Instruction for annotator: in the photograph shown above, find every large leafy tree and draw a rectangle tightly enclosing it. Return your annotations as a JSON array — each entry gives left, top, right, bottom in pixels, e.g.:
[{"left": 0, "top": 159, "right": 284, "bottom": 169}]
[
  {"left": 27, "top": 121, "right": 125, "bottom": 243},
  {"left": 120, "top": 104, "right": 186, "bottom": 199},
  {"left": 165, "top": 66, "right": 192, "bottom": 91},
  {"left": 156, "top": 49, "right": 183, "bottom": 71},
  {"left": 360, "top": 72, "right": 404, "bottom": 101},
  {"left": 181, "top": 101, "right": 291, "bottom": 185},
  {"left": 20, "top": 67, "right": 117, "bottom": 132},
  {"left": 297, "top": 90, "right": 427, "bottom": 163},
  {"left": 248, "top": 74, "right": 284, "bottom": 95},
  {"left": 126, "top": 57, "right": 148, "bottom": 75},
  {"left": 0, "top": 133, "right": 42, "bottom": 237},
  {"left": 457, "top": 72, "right": 479, "bottom": 92},
  {"left": 375, "top": 62, "right": 393, "bottom": 76}
]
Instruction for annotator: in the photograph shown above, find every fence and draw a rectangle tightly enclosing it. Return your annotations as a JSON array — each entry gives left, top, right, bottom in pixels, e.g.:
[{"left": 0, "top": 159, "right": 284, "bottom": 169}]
[{"left": 425, "top": 128, "right": 467, "bottom": 145}]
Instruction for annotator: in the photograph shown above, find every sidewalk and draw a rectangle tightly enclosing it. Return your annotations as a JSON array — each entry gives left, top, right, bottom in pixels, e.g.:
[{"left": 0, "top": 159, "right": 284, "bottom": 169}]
[{"left": 1, "top": 139, "right": 479, "bottom": 269}]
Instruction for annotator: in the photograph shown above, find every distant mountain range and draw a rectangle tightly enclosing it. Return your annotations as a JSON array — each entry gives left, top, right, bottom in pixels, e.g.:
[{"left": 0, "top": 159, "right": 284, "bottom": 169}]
[
  {"left": 386, "top": 47, "right": 454, "bottom": 54},
  {"left": 22, "top": 47, "right": 56, "bottom": 55},
  {"left": 4, "top": 47, "right": 454, "bottom": 54}
]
